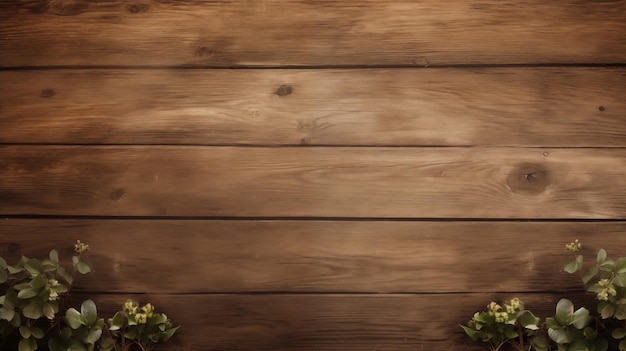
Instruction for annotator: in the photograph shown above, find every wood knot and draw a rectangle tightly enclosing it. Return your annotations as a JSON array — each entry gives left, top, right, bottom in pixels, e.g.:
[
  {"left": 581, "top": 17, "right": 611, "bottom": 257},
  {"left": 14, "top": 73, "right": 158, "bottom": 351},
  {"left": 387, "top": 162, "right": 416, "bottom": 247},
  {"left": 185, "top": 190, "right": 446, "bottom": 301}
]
[
  {"left": 40, "top": 88, "right": 56, "bottom": 98},
  {"left": 8, "top": 243, "right": 21, "bottom": 253},
  {"left": 128, "top": 3, "right": 150, "bottom": 13},
  {"left": 507, "top": 163, "right": 550, "bottom": 195},
  {"left": 195, "top": 46, "right": 214, "bottom": 57},
  {"left": 275, "top": 85, "right": 293, "bottom": 96},
  {"left": 598, "top": 106, "right": 606, "bottom": 112}
]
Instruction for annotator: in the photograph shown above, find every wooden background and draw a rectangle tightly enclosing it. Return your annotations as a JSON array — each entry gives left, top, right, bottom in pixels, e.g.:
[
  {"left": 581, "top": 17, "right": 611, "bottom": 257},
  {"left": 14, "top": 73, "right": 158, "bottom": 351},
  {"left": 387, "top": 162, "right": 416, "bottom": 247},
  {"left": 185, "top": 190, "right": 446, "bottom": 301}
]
[{"left": 1, "top": 1, "right": 626, "bottom": 350}]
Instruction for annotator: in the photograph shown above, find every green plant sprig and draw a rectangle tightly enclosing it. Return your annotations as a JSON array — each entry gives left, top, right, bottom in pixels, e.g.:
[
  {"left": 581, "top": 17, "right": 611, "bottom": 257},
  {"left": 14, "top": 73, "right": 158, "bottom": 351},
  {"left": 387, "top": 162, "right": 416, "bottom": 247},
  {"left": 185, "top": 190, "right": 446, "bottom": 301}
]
[
  {"left": 0, "top": 241, "right": 179, "bottom": 351},
  {"left": 461, "top": 240, "right": 626, "bottom": 351}
]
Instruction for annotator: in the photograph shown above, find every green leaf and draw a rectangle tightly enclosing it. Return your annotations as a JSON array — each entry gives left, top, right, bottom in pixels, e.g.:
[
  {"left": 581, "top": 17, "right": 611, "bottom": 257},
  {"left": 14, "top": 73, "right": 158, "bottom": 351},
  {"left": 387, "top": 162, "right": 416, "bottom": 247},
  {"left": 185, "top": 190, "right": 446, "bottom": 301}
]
[
  {"left": 564, "top": 255, "right": 583, "bottom": 274},
  {"left": 31, "top": 327, "right": 44, "bottom": 339},
  {"left": 43, "top": 303, "right": 55, "bottom": 320},
  {"left": 583, "top": 327, "right": 597, "bottom": 340},
  {"left": 124, "top": 327, "right": 137, "bottom": 339},
  {"left": 65, "top": 308, "right": 84, "bottom": 329},
  {"left": 19, "top": 325, "right": 31, "bottom": 339},
  {"left": 548, "top": 328, "right": 571, "bottom": 344},
  {"left": 74, "top": 261, "right": 92, "bottom": 275},
  {"left": 57, "top": 266, "right": 73, "bottom": 285},
  {"left": 67, "top": 339, "right": 87, "bottom": 351},
  {"left": 567, "top": 340, "right": 590, "bottom": 351},
  {"left": 18, "top": 337, "right": 36, "bottom": 351},
  {"left": 546, "top": 317, "right": 560, "bottom": 329},
  {"left": 598, "top": 301, "right": 615, "bottom": 319},
  {"left": 572, "top": 307, "right": 591, "bottom": 329},
  {"left": 0, "top": 307, "right": 15, "bottom": 321},
  {"left": 614, "top": 273, "right": 626, "bottom": 287},
  {"left": 8, "top": 265, "right": 24, "bottom": 274},
  {"left": 109, "top": 312, "right": 123, "bottom": 331},
  {"left": 520, "top": 310, "right": 540, "bottom": 330},
  {"left": 0, "top": 270, "right": 7, "bottom": 284},
  {"left": 81, "top": 300, "right": 98, "bottom": 326},
  {"left": 23, "top": 302, "right": 43, "bottom": 319},
  {"left": 98, "top": 337, "right": 115, "bottom": 351},
  {"left": 617, "top": 257, "right": 626, "bottom": 274},
  {"left": 10, "top": 312, "right": 22, "bottom": 327},
  {"left": 83, "top": 328, "right": 102, "bottom": 344},
  {"left": 504, "top": 325, "right": 519, "bottom": 339},
  {"left": 17, "top": 288, "right": 38, "bottom": 299},
  {"left": 582, "top": 267, "right": 599, "bottom": 284},
  {"left": 0, "top": 257, "right": 7, "bottom": 269},
  {"left": 162, "top": 326, "right": 179, "bottom": 341},
  {"left": 14, "top": 282, "right": 32, "bottom": 290},
  {"left": 620, "top": 339, "right": 626, "bottom": 351},
  {"left": 30, "top": 274, "right": 46, "bottom": 289},
  {"left": 24, "top": 259, "right": 43, "bottom": 276},
  {"left": 555, "top": 298, "right": 575, "bottom": 325},
  {"left": 531, "top": 335, "right": 550, "bottom": 351},
  {"left": 49, "top": 250, "right": 59, "bottom": 264},
  {"left": 597, "top": 249, "right": 607, "bottom": 264},
  {"left": 613, "top": 328, "right": 626, "bottom": 340}
]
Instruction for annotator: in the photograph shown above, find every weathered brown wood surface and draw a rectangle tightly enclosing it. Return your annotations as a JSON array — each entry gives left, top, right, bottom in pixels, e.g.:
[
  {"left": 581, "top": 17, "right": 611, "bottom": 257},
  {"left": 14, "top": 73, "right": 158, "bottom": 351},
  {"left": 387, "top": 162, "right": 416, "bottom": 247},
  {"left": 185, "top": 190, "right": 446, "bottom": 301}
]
[
  {"left": 1, "top": 68, "right": 625, "bottom": 146},
  {"left": 1, "top": 219, "right": 626, "bottom": 294},
  {"left": 2, "top": 146, "right": 626, "bottom": 218},
  {"left": 1, "top": 0, "right": 625, "bottom": 350},
  {"left": 1, "top": 0, "right": 625, "bottom": 67}
]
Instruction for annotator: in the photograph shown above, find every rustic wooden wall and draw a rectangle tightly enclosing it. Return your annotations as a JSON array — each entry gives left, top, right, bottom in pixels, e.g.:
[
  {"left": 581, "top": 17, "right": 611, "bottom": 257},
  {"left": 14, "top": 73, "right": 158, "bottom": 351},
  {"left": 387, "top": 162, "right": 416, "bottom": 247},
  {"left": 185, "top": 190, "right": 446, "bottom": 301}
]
[{"left": 1, "top": 1, "right": 626, "bottom": 350}]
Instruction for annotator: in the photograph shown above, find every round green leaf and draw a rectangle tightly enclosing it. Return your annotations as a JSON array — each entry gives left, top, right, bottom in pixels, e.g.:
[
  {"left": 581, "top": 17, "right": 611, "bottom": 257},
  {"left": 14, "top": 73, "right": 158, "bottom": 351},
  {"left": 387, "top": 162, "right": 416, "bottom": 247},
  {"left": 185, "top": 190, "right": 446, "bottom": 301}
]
[
  {"left": 22, "top": 301, "right": 43, "bottom": 319},
  {"left": 65, "top": 308, "right": 84, "bottom": 329},
  {"left": 81, "top": 300, "right": 98, "bottom": 326},
  {"left": 43, "top": 303, "right": 55, "bottom": 320},
  {"left": 555, "top": 298, "right": 575, "bottom": 325},
  {"left": 612, "top": 328, "right": 626, "bottom": 340},
  {"left": 31, "top": 327, "right": 44, "bottom": 339},
  {"left": 19, "top": 325, "right": 31, "bottom": 339},
  {"left": 0, "top": 307, "right": 15, "bottom": 321},
  {"left": 18, "top": 337, "right": 36, "bottom": 351}
]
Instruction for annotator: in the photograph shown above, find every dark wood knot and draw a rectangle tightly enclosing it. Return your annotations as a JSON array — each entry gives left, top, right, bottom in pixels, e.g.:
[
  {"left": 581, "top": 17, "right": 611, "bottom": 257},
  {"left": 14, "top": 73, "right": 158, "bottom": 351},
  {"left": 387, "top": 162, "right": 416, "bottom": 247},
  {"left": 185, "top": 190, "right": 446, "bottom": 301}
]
[{"left": 507, "top": 163, "right": 550, "bottom": 195}]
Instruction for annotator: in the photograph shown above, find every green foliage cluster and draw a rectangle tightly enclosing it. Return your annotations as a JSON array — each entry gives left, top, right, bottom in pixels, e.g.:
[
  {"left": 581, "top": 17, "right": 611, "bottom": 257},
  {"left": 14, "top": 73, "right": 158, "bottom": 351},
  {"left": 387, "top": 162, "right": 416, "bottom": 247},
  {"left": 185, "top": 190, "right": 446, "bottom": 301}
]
[
  {"left": 461, "top": 240, "right": 626, "bottom": 351},
  {"left": 0, "top": 241, "right": 178, "bottom": 351}
]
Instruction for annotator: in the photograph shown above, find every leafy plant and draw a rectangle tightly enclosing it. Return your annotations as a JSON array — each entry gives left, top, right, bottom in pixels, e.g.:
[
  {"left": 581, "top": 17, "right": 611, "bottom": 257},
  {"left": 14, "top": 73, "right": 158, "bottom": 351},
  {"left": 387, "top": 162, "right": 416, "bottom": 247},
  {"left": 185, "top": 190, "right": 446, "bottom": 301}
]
[
  {"left": 461, "top": 240, "right": 626, "bottom": 351},
  {"left": 0, "top": 241, "right": 178, "bottom": 351}
]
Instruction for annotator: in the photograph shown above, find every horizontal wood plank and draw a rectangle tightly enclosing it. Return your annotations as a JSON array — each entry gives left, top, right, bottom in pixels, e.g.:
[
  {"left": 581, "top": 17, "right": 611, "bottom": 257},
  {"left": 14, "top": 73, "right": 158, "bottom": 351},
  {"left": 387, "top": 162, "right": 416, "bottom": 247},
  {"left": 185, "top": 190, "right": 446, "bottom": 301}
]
[
  {"left": 2, "top": 146, "right": 626, "bottom": 218},
  {"left": 1, "top": 1, "right": 625, "bottom": 67},
  {"left": 62, "top": 292, "right": 590, "bottom": 351},
  {"left": 1, "top": 219, "right": 625, "bottom": 293},
  {"left": 1, "top": 68, "right": 625, "bottom": 146}
]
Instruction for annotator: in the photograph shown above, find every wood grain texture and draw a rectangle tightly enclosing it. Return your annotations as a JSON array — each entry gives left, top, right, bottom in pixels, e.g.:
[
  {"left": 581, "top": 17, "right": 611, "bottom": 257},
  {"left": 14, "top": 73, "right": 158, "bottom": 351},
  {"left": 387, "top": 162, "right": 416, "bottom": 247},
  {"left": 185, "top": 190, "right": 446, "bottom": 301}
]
[
  {"left": 2, "top": 146, "right": 626, "bottom": 218},
  {"left": 1, "top": 219, "right": 625, "bottom": 294},
  {"left": 2, "top": 67, "right": 625, "bottom": 146},
  {"left": 1, "top": 0, "right": 625, "bottom": 67},
  {"left": 61, "top": 292, "right": 590, "bottom": 351}
]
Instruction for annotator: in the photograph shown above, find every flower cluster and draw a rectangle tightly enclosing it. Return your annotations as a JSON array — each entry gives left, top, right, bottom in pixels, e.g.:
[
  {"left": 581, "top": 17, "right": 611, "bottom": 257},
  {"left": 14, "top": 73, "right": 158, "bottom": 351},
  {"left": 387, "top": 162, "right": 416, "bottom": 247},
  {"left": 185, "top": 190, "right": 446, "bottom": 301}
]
[
  {"left": 565, "top": 239, "right": 581, "bottom": 252},
  {"left": 74, "top": 240, "right": 89, "bottom": 254},
  {"left": 596, "top": 278, "right": 617, "bottom": 301},
  {"left": 123, "top": 300, "right": 156, "bottom": 325}
]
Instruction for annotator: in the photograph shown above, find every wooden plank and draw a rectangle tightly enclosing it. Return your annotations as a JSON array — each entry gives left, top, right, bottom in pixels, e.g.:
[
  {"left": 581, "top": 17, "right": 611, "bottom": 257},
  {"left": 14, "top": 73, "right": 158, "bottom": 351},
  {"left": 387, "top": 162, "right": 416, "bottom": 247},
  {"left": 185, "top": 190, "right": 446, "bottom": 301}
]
[
  {"left": 2, "top": 146, "right": 626, "bottom": 218},
  {"left": 1, "top": 1, "right": 625, "bottom": 67},
  {"left": 62, "top": 292, "right": 590, "bottom": 351},
  {"left": 1, "top": 67, "right": 625, "bottom": 146},
  {"left": 1, "top": 219, "right": 625, "bottom": 294}
]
